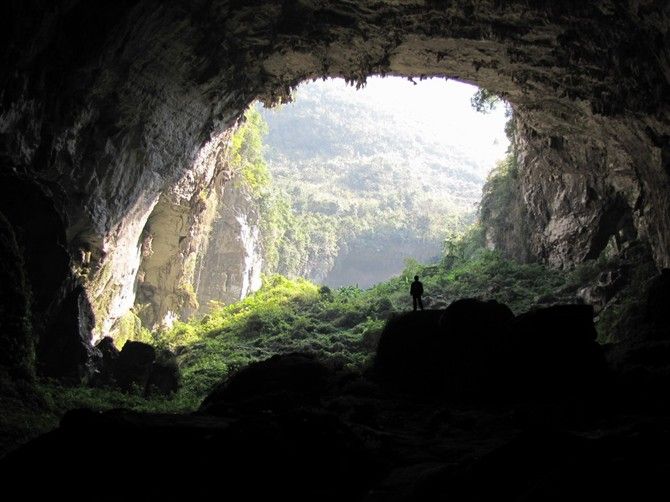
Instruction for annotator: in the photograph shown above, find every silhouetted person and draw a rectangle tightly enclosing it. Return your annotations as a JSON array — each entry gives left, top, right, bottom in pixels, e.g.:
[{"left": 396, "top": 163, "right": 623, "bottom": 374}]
[{"left": 410, "top": 275, "right": 424, "bottom": 311}]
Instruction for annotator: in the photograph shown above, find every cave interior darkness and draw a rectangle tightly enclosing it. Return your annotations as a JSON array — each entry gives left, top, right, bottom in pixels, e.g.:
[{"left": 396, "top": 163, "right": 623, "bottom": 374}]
[{"left": 1, "top": 1, "right": 670, "bottom": 500}]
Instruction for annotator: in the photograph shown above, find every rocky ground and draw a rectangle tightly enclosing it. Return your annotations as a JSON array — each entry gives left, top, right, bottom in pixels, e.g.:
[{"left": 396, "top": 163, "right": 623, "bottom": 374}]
[{"left": 3, "top": 294, "right": 670, "bottom": 501}]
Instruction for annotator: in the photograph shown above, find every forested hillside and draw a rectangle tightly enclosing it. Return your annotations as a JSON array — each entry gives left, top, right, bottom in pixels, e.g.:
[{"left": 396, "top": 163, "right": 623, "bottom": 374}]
[{"left": 259, "top": 77, "right": 508, "bottom": 287}]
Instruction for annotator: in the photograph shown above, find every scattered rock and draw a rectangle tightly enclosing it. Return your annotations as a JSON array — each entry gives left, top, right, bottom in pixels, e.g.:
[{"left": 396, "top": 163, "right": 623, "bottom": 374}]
[
  {"left": 96, "top": 341, "right": 180, "bottom": 396},
  {"left": 146, "top": 349, "right": 180, "bottom": 396},
  {"left": 90, "top": 336, "right": 120, "bottom": 386},
  {"left": 200, "top": 352, "right": 331, "bottom": 414},
  {"left": 113, "top": 341, "right": 156, "bottom": 392}
]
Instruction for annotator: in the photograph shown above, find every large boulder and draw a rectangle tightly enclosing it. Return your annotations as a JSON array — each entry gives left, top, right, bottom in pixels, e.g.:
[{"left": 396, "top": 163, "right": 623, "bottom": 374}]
[
  {"left": 113, "top": 341, "right": 156, "bottom": 392},
  {"left": 375, "top": 300, "right": 515, "bottom": 397},
  {"left": 505, "top": 304, "right": 608, "bottom": 399},
  {"left": 146, "top": 349, "right": 180, "bottom": 396},
  {"left": 438, "top": 299, "right": 516, "bottom": 395},
  {"left": 90, "top": 336, "right": 120, "bottom": 386},
  {"left": 110, "top": 341, "right": 179, "bottom": 396},
  {"left": 200, "top": 353, "right": 331, "bottom": 414},
  {"left": 375, "top": 300, "right": 607, "bottom": 400}
]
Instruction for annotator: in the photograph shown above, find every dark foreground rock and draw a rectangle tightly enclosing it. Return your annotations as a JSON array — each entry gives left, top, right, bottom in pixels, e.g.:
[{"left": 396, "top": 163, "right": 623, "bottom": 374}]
[
  {"left": 91, "top": 340, "right": 179, "bottom": 396},
  {"left": 3, "top": 299, "right": 670, "bottom": 501},
  {"left": 506, "top": 304, "right": 608, "bottom": 398},
  {"left": 201, "top": 352, "right": 331, "bottom": 414},
  {"left": 603, "top": 269, "right": 670, "bottom": 405},
  {"left": 376, "top": 300, "right": 607, "bottom": 400},
  {"left": 2, "top": 393, "right": 670, "bottom": 501},
  {"left": 400, "top": 428, "right": 670, "bottom": 502},
  {"left": 0, "top": 407, "right": 378, "bottom": 502}
]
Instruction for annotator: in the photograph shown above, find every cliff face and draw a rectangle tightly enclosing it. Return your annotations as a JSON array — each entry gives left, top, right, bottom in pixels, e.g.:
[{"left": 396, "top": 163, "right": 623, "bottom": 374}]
[
  {"left": 483, "top": 117, "right": 647, "bottom": 267},
  {"left": 2, "top": 0, "right": 669, "bottom": 377},
  {"left": 513, "top": 119, "right": 645, "bottom": 267},
  {"left": 194, "top": 177, "right": 263, "bottom": 312},
  {"left": 131, "top": 133, "right": 234, "bottom": 333}
]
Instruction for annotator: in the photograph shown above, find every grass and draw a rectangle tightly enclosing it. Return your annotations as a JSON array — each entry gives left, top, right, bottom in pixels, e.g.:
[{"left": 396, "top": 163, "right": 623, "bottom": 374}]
[{"left": 3, "top": 230, "right": 647, "bottom": 458}]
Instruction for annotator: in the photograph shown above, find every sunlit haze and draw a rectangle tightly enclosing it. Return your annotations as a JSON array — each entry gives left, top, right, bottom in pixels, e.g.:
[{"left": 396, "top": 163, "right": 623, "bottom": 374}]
[
  {"left": 288, "top": 76, "right": 509, "bottom": 176},
  {"left": 257, "top": 76, "right": 512, "bottom": 287}
]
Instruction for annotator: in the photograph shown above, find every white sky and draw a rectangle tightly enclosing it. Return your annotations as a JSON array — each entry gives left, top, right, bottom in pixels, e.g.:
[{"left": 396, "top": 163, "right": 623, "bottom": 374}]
[{"left": 297, "top": 76, "right": 510, "bottom": 174}]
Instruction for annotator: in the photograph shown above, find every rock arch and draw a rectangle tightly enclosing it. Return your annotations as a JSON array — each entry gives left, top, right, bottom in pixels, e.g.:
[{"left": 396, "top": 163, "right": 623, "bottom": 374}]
[{"left": 2, "top": 0, "right": 669, "bottom": 374}]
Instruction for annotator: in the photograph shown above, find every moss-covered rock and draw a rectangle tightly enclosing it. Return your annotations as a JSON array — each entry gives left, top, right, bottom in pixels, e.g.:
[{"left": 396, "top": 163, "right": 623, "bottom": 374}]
[
  {"left": 0, "top": 211, "right": 34, "bottom": 379},
  {"left": 108, "top": 311, "right": 153, "bottom": 350}
]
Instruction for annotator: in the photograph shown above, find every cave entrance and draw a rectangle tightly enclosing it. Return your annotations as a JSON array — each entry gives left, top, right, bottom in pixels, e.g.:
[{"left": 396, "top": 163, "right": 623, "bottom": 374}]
[
  {"left": 3, "top": 1, "right": 668, "bottom": 386},
  {"left": 132, "top": 75, "right": 511, "bottom": 337},
  {"left": 243, "top": 76, "right": 510, "bottom": 290}
]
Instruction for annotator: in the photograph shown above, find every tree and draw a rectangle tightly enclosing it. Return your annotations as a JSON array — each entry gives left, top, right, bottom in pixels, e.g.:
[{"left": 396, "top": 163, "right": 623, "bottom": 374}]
[{"left": 470, "top": 88, "right": 501, "bottom": 114}]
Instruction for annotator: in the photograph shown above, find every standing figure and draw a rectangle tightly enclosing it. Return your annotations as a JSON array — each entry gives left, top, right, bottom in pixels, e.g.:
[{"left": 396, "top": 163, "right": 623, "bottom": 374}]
[{"left": 410, "top": 275, "right": 424, "bottom": 311}]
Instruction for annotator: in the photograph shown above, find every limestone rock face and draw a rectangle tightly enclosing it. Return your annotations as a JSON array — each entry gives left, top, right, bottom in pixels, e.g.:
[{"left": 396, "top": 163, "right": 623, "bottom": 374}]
[
  {"left": 132, "top": 133, "right": 235, "bottom": 332},
  {"left": 495, "top": 118, "right": 660, "bottom": 268},
  {"left": 2, "top": 1, "right": 670, "bottom": 374},
  {"left": 194, "top": 176, "right": 263, "bottom": 312}
]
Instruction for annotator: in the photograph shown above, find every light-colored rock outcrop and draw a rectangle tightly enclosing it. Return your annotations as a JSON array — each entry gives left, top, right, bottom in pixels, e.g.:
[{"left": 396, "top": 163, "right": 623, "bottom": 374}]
[{"left": 194, "top": 176, "right": 263, "bottom": 312}]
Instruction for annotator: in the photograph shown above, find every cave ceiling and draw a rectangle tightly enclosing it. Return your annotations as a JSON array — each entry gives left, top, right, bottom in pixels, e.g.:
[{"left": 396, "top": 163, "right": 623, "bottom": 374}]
[{"left": 1, "top": 0, "right": 669, "bottom": 352}]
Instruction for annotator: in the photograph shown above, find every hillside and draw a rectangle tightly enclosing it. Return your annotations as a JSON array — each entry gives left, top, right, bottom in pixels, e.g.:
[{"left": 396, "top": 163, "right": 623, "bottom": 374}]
[{"left": 259, "top": 77, "right": 508, "bottom": 287}]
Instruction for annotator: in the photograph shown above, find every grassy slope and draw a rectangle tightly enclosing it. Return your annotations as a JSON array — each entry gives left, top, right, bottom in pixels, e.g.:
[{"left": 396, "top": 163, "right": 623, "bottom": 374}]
[{"left": 2, "top": 232, "right": 632, "bottom": 458}]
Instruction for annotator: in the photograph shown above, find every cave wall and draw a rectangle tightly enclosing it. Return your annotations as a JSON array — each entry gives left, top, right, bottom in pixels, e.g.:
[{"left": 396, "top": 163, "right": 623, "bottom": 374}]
[
  {"left": 486, "top": 116, "right": 649, "bottom": 267},
  {"left": 0, "top": 174, "right": 92, "bottom": 379},
  {"left": 0, "top": 210, "right": 33, "bottom": 379},
  {"left": 132, "top": 131, "right": 234, "bottom": 333},
  {"left": 194, "top": 174, "right": 263, "bottom": 312},
  {"left": 2, "top": 0, "right": 669, "bottom": 376}
]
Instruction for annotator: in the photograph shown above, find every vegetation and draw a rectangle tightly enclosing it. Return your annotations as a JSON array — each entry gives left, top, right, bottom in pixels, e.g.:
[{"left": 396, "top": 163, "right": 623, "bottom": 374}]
[
  {"left": 470, "top": 88, "right": 502, "bottom": 114},
  {"left": 158, "top": 275, "right": 383, "bottom": 401},
  {"left": 145, "top": 226, "right": 615, "bottom": 409},
  {"left": 0, "top": 376, "right": 195, "bottom": 457},
  {"left": 6, "top": 81, "right": 651, "bottom": 459},
  {"left": 257, "top": 80, "right": 502, "bottom": 286},
  {"left": 229, "top": 108, "right": 271, "bottom": 195},
  {"left": 479, "top": 154, "right": 518, "bottom": 226}
]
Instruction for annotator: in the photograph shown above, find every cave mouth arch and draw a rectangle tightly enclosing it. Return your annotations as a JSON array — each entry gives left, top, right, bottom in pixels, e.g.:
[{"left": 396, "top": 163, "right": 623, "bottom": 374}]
[
  {"left": 2, "top": 1, "right": 669, "bottom": 377},
  {"left": 247, "top": 76, "right": 511, "bottom": 289}
]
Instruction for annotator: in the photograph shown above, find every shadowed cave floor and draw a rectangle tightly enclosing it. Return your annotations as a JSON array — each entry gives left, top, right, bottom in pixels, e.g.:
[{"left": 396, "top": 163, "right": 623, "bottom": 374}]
[
  {"left": 3, "top": 304, "right": 670, "bottom": 501},
  {"left": 3, "top": 379, "right": 669, "bottom": 501}
]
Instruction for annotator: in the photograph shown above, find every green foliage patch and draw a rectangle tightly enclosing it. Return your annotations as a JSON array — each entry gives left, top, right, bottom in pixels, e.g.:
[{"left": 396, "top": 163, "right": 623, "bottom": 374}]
[
  {"left": 4, "top": 228, "right": 643, "bottom": 458},
  {"left": 152, "top": 229, "right": 599, "bottom": 408}
]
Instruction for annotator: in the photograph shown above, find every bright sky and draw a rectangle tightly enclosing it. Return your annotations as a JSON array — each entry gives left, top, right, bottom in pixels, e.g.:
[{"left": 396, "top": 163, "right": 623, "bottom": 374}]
[{"left": 295, "top": 76, "right": 510, "bottom": 175}]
